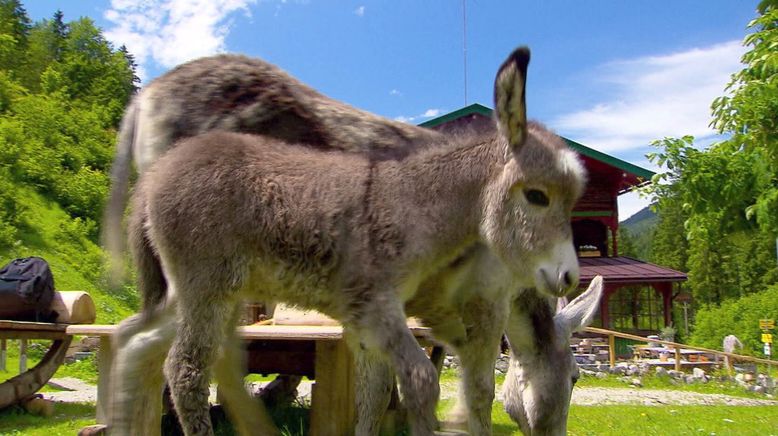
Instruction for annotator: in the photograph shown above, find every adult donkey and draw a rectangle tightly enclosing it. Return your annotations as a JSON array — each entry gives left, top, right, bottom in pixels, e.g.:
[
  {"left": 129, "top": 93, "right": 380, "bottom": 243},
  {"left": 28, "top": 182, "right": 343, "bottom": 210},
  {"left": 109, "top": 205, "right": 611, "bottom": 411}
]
[
  {"left": 112, "top": 47, "right": 587, "bottom": 436},
  {"left": 501, "top": 276, "right": 603, "bottom": 436}
]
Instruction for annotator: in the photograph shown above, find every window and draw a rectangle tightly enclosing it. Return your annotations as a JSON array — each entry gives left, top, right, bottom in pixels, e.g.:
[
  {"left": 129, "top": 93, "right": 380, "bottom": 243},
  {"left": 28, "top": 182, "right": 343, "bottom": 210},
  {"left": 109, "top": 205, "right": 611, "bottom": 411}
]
[{"left": 608, "top": 285, "right": 664, "bottom": 331}]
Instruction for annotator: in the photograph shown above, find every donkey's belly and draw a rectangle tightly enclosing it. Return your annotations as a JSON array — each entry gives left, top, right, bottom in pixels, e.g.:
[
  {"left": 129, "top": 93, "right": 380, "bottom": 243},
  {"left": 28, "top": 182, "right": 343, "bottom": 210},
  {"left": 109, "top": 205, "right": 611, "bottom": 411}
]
[{"left": 242, "top": 259, "right": 344, "bottom": 319}]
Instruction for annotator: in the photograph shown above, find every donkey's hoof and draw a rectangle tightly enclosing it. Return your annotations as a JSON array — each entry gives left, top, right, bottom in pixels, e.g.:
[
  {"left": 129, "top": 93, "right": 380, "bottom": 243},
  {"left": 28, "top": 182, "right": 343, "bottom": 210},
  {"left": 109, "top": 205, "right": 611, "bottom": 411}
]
[{"left": 78, "top": 424, "right": 107, "bottom": 436}]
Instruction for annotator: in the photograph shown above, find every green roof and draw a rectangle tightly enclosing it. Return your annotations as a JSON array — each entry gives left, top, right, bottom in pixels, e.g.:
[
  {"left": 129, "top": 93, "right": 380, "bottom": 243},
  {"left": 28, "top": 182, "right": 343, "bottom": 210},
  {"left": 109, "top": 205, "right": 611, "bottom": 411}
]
[
  {"left": 418, "top": 104, "right": 655, "bottom": 182},
  {"left": 418, "top": 103, "right": 493, "bottom": 128}
]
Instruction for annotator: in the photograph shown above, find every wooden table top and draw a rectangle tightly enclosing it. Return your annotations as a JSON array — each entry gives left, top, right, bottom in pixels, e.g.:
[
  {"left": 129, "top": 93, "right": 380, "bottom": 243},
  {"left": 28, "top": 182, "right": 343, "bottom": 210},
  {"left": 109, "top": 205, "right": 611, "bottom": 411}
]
[{"left": 66, "top": 323, "right": 432, "bottom": 341}]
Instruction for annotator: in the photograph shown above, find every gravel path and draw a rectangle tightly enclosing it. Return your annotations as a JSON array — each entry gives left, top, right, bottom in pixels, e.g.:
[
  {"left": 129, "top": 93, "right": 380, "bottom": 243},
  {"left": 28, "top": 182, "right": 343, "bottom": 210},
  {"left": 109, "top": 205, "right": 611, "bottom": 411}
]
[
  {"left": 43, "top": 378, "right": 777, "bottom": 408},
  {"left": 569, "top": 387, "right": 778, "bottom": 406}
]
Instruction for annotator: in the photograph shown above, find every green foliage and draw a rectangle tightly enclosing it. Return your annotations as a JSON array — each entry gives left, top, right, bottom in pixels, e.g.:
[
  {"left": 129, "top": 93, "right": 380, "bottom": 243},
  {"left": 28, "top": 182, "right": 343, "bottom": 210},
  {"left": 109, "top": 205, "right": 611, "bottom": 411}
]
[
  {"left": 645, "top": 3, "right": 778, "bottom": 308},
  {"left": 0, "top": 3, "right": 140, "bottom": 321},
  {"left": 54, "top": 354, "right": 99, "bottom": 384},
  {"left": 0, "top": 0, "right": 31, "bottom": 74},
  {"left": 690, "top": 284, "right": 778, "bottom": 355}
]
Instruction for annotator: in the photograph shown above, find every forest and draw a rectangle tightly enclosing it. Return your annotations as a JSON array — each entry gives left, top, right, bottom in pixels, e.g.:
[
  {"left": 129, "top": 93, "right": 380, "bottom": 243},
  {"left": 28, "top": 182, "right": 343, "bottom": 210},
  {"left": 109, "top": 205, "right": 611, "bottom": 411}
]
[
  {"left": 0, "top": 0, "right": 776, "bottom": 355},
  {"left": 0, "top": 0, "right": 140, "bottom": 322},
  {"left": 622, "top": 0, "right": 778, "bottom": 354}
]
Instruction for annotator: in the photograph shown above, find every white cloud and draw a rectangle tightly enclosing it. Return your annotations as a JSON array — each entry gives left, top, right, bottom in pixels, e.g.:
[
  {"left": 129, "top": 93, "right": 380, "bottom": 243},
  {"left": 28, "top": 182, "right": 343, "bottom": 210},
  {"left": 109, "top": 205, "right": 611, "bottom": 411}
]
[
  {"left": 389, "top": 89, "right": 402, "bottom": 97},
  {"left": 553, "top": 41, "right": 744, "bottom": 152},
  {"left": 104, "top": 0, "right": 256, "bottom": 81},
  {"left": 394, "top": 108, "right": 444, "bottom": 123},
  {"left": 354, "top": 6, "right": 365, "bottom": 17}
]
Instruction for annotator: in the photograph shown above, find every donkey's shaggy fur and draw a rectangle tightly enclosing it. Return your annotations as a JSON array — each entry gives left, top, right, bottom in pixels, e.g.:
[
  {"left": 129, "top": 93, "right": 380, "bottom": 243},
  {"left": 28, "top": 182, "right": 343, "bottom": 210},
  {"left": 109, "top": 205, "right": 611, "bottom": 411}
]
[{"left": 108, "top": 47, "right": 591, "bottom": 436}]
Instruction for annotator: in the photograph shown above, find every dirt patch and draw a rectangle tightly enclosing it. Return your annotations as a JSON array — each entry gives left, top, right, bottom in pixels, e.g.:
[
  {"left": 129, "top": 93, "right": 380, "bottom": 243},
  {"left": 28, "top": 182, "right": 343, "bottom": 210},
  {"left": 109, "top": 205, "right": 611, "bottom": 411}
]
[{"left": 43, "top": 378, "right": 778, "bottom": 408}]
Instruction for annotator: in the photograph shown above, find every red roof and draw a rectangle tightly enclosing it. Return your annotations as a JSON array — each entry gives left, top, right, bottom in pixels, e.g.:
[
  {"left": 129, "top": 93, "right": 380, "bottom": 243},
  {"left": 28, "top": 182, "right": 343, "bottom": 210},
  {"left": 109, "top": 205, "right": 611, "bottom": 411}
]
[{"left": 578, "top": 256, "right": 687, "bottom": 285}]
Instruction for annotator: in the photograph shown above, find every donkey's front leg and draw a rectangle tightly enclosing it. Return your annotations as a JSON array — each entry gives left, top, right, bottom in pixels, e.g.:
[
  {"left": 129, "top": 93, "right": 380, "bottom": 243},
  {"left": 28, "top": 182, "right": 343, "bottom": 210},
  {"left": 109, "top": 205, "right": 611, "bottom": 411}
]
[
  {"left": 354, "top": 299, "right": 439, "bottom": 436},
  {"left": 445, "top": 298, "right": 509, "bottom": 436},
  {"left": 350, "top": 332, "right": 395, "bottom": 436}
]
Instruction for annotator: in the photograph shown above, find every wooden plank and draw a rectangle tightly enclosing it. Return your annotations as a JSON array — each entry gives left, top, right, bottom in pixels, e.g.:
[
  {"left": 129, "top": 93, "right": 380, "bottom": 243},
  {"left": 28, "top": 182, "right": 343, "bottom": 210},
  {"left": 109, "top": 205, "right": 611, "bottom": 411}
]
[
  {"left": 0, "top": 321, "right": 70, "bottom": 340},
  {"left": 66, "top": 324, "right": 116, "bottom": 336},
  {"left": 68, "top": 324, "right": 431, "bottom": 341},
  {"left": 0, "top": 331, "right": 70, "bottom": 340},
  {"left": 239, "top": 325, "right": 344, "bottom": 340},
  {"left": 0, "top": 321, "right": 69, "bottom": 332},
  {"left": 310, "top": 339, "right": 355, "bottom": 436}
]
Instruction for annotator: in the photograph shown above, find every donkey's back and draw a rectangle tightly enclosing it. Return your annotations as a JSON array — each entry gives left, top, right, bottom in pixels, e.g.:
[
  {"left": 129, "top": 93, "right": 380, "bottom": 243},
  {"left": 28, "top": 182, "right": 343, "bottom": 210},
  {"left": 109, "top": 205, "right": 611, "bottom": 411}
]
[{"left": 137, "top": 132, "right": 373, "bottom": 313}]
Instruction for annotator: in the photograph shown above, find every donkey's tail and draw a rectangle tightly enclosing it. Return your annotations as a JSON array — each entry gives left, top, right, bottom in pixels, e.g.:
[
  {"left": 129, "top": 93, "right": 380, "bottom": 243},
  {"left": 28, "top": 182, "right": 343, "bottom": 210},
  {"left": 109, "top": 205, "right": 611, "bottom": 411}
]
[
  {"left": 103, "top": 98, "right": 140, "bottom": 287},
  {"left": 129, "top": 203, "right": 168, "bottom": 314}
]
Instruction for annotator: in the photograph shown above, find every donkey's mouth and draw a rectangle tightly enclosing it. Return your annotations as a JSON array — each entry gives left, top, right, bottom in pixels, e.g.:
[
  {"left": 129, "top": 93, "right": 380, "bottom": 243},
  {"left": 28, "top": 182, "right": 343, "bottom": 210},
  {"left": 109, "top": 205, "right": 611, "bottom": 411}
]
[{"left": 536, "top": 267, "right": 578, "bottom": 297}]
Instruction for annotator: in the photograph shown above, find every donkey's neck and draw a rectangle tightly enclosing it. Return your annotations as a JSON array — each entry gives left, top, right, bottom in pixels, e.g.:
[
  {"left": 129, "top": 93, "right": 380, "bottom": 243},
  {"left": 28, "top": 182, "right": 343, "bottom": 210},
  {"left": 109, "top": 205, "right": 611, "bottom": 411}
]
[{"left": 374, "top": 135, "right": 505, "bottom": 265}]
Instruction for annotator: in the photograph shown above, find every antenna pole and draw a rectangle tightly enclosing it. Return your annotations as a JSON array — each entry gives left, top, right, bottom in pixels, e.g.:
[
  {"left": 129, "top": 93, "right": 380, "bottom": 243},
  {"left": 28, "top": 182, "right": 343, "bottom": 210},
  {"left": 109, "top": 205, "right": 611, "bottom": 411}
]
[{"left": 462, "top": 0, "right": 468, "bottom": 106}]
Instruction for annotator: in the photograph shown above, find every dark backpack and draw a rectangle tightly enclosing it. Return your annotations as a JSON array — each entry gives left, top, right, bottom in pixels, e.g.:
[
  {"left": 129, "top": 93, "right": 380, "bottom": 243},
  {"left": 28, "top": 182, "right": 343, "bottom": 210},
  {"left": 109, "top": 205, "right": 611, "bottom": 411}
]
[{"left": 0, "top": 257, "right": 56, "bottom": 322}]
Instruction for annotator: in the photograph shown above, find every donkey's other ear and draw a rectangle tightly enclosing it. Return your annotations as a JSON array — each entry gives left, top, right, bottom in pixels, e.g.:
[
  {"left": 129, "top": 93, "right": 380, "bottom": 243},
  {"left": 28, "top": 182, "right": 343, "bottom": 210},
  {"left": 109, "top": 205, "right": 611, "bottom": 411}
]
[
  {"left": 494, "top": 46, "right": 530, "bottom": 149},
  {"left": 555, "top": 275, "right": 604, "bottom": 335}
]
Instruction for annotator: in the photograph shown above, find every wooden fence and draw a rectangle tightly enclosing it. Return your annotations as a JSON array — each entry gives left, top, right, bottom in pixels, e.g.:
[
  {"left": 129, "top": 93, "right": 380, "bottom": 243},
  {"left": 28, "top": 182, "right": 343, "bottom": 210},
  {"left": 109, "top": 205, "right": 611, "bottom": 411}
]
[{"left": 583, "top": 326, "right": 777, "bottom": 373}]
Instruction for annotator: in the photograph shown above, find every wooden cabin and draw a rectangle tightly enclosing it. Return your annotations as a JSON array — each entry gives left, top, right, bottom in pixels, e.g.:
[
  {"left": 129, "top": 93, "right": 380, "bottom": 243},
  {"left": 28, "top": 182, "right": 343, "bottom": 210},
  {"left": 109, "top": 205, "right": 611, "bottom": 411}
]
[{"left": 420, "top": 104, "right": 688, "bottom": 336}]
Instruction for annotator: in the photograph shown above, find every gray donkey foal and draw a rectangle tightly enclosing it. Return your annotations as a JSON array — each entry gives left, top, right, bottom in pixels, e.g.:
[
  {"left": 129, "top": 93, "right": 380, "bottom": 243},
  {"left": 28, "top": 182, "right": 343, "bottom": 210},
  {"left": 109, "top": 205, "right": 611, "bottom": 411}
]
[{"left": 117, "top": 47, "right": 586, "bottom": 436}]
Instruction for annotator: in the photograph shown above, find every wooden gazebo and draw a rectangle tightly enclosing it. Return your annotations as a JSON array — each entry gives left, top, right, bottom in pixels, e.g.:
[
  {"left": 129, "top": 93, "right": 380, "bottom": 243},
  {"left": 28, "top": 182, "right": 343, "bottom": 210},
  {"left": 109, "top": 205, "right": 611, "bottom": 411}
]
[{"left": 420, "top": 104, "right": 688, "bottom": 335}]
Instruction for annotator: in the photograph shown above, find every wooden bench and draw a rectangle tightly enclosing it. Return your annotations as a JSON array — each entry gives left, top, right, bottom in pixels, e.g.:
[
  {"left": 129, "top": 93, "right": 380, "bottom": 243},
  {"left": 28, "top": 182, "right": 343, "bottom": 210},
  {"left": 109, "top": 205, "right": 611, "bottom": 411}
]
[
  {"left": 0, "top": 321, "right": 73, "bottom": 409},
  {"left": 66, "top": 323, "right": 433, "bottom": 436}
]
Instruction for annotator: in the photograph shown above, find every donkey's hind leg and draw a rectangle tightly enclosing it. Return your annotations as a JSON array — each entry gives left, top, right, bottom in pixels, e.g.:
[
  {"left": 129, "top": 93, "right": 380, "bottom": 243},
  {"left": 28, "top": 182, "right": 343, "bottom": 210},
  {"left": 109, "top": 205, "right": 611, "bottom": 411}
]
[
  {"left": 164, "top": 291, "right": 235, "bottom": 436},
  {"left": 211, "top": 310, "right": 278, "bottom": 436},
  {"left": 111, "top": 307, "right": 176, "bottom": 436},
  {"left": 353, "top": 298, "right": 439, "bottom": 436}
]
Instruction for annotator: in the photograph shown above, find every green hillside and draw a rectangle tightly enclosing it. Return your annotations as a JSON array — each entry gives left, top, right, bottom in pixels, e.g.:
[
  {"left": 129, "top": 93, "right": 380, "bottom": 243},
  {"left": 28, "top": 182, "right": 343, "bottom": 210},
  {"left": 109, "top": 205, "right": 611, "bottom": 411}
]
[
  {"left": 618, "top": 206, "right": 657, "bottom": 261},
  {"left": 1, "top": 185, "right": 138, "bottom": 323},
  {"left": 0, "top": 3, "right": 140, "bottom": 323}
]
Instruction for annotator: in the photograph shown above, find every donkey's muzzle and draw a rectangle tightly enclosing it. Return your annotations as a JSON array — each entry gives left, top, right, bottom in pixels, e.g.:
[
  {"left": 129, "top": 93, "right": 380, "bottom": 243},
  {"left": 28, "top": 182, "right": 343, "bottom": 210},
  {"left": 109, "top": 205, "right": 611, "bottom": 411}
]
[{"left": 538, "top": 267, "right": 579, "bottom": 296}]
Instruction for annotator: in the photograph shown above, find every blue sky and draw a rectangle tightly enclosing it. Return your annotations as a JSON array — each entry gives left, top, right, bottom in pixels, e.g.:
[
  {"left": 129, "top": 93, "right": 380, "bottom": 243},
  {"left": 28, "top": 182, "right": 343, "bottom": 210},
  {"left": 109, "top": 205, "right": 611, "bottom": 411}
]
[{"left": 28, "top": 1, "right": 759, "bottom": 219}]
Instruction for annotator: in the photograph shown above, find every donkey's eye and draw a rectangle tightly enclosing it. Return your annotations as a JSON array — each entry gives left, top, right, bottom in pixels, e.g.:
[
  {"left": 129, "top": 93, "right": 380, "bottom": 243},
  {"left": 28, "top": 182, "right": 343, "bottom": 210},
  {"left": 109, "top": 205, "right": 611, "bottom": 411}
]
[
  {"left": 572, "top": 374, "right": 580, "bottom": 385},
  {"left": 524, "top": 189, "right": 550, "bottom": 207}
]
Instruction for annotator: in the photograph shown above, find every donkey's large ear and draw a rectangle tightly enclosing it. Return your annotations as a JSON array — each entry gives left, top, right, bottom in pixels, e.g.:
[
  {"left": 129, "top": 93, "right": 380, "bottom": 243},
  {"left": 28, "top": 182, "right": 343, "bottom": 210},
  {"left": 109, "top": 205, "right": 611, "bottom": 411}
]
[
  {"left": 494, "top": 46, "right": 530, "bottom": 149},
  {"left": 555, "top": 275, "right": 604, "bottom": 335}
]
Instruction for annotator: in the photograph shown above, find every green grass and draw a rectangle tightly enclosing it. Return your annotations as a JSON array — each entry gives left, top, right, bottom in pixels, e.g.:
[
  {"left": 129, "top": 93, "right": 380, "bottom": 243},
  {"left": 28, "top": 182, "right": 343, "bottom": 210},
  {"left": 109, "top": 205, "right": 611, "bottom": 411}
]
[
  {"left": 576, "top": 370, "right": 768, "bottom": 400},
  {"left": 0, "top": 402, "right": 95, "bottom": 436},
  {"left": 566, "top": 405, "right": 778, "bottom": 436},
  {"left": 1, "top": 341, "right": 99, "bottom": 385},
  {"left": 3, "top": 396, "right": 777, "bottom": 435}
]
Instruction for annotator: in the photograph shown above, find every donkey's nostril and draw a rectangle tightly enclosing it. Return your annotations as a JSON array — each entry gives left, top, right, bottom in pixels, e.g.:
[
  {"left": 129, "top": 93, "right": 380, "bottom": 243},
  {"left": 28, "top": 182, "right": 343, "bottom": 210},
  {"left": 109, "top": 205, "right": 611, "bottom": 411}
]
[{"left": 563, "top": 271, "right": 572, "bottom": 287}]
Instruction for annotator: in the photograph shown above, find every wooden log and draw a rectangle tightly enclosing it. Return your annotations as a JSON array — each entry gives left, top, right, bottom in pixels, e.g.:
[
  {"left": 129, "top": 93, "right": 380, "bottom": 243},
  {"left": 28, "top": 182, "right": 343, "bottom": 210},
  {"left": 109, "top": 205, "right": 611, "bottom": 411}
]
[
  {"left": 0, "top": 337, "right": 72, "bottom": 408},
  {"left": 51, "top": 291, "right": 96, "bottom": 324},
  {"left": 22, "top": 395, "right": 54, "bottom": 417}
]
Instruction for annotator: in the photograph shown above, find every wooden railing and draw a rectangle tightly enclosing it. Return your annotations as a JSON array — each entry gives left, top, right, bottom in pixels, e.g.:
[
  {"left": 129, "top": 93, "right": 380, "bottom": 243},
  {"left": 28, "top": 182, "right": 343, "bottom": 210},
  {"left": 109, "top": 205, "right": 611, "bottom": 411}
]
[{"left": 583, "top": 326, "right": 777, "bottom": 373}]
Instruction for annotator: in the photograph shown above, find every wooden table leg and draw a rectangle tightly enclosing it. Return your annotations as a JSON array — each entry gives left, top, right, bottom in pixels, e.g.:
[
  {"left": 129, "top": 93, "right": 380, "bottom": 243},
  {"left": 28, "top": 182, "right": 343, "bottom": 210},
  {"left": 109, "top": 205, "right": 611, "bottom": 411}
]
[
  {"left": 20, "top": 339, "right": 27, "bottom": 373},
  {"left": 310, "top": 340, "right": 355, "bottom": 436},
  {"left": 95, "top": 336, "right": 113, "bottom": 424}
]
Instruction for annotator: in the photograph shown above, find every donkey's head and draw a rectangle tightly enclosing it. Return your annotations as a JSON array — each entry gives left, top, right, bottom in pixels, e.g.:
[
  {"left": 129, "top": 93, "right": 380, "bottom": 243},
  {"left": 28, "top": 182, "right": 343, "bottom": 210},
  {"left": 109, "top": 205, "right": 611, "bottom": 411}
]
[
  {"left": 482, "top": 47, "right": 586, "bottom": 297},
  {"left": 502, "top": 276, "right": 603, "bottom": 435}
]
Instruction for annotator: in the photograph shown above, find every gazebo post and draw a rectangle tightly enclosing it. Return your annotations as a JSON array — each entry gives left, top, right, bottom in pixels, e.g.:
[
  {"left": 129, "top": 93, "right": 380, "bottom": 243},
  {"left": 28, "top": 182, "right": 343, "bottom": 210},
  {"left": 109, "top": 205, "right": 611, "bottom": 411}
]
[{"left": 658, "top": 282, "right": 672, "bottom": 327}]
